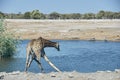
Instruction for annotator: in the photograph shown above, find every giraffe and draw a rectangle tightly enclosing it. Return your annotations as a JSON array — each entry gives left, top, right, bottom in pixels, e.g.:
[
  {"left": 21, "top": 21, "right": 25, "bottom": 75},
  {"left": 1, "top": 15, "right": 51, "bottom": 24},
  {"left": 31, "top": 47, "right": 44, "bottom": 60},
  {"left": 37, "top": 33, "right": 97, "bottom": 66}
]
[{"left": 25, "top": 37, "right": 61, "bottom": 72}]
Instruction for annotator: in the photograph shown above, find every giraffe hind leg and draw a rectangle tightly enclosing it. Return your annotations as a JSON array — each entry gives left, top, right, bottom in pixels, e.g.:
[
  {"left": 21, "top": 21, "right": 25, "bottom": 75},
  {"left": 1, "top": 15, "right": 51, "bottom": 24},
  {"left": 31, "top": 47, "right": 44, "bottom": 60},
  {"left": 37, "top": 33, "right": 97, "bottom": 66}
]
[
  {"left": 25, "top": 47, "right": 31, "bottom": 72},
  {"left": 27, "top": 50, "right": 35, "bottom": 68},
  {"left": 27, "top": 56, "right": 33, "bottom": 68},
  {"left": 25, "top": 53, "right": 30, "bottom": 72}
]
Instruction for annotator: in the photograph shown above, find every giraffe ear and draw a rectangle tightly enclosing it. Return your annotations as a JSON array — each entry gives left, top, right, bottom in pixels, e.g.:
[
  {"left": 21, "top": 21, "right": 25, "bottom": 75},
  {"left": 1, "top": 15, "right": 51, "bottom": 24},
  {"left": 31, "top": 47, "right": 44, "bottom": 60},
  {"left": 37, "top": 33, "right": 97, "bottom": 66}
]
[{"left": 56, "top": 42, "right": 58, "bottom": 46}]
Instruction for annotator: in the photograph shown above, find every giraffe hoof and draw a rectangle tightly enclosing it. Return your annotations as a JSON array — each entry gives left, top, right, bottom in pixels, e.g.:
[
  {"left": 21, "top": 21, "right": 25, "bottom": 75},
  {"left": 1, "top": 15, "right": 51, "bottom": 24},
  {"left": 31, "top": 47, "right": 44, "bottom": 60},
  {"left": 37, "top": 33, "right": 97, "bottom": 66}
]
[{"left": 41, "top": 70, "right": 45, "bottom": 73}]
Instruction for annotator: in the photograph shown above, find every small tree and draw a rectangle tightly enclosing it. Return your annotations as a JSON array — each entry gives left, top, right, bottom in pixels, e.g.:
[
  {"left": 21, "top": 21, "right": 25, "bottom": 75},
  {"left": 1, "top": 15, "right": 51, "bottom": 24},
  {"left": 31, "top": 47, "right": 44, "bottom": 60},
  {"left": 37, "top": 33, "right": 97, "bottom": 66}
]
[
  {"left": 49, "top": 12, "right": 60, "bottom": 19},
  {"left": 0, "top": 20, "right": 19, "bottom": 57},
  {"left": 31, "top": 10, "right": 41, "bottom": 19},
  {"left": 104, "top": 11, "right": 114, "bottom": 19},
  {"left": 82, "top": 13, "right": 95, "bottom": 19},
  {"left": 39, "top": 13, "right": 46, "bottom": 19},
  {"left": 71, "top": 13, "right": 82, "bottom": 19},
  {"left": 24, "top": 12, "right": 31, "bottom": 19},
  {"left": 60, "top": 14, "right": 71, "bottom": 19},
  {"left": 113, "top": 12, "right": 120, "bottom": 19},
  {"left": 96, "top": 10, "right": 105, "bottom": 19},
  {"left": 0, "top": 11, "right": 5, "bottom": 19}
]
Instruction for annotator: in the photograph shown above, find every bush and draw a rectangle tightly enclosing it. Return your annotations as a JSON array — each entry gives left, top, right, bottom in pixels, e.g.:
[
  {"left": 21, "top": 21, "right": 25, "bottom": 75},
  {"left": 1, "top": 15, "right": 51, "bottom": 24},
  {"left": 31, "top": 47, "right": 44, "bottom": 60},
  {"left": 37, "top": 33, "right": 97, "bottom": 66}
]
[{"left": 0, "top": 20, "right": 19, "bottom": 57}]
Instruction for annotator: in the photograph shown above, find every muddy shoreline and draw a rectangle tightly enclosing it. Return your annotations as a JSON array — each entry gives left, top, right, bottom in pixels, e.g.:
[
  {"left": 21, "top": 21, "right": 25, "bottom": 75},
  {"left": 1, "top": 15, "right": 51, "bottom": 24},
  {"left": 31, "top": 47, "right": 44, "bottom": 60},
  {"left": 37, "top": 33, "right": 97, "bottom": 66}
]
[{"left": 0, "top": 69, "right": 120, "bottom": 80}]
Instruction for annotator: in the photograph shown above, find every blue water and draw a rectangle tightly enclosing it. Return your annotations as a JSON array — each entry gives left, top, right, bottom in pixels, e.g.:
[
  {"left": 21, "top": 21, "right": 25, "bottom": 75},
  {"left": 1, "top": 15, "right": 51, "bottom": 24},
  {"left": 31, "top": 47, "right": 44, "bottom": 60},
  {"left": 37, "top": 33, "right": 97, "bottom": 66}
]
[{"left": 0, "top": 40, "right": 120, "bottom": 73}]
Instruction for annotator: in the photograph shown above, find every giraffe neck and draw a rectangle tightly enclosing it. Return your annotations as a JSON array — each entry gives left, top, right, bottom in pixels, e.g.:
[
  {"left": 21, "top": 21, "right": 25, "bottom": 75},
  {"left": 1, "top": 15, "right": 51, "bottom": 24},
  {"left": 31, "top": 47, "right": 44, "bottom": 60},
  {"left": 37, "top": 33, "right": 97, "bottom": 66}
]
[
  {"left": 42, "top": 39, "right": 56, "bottom": 48},
  {"left": 37, "top": 37, "right": 57, "bottom": 48},
  {"left": 44, "top": 41, "right": 56, "bottom": 48}
]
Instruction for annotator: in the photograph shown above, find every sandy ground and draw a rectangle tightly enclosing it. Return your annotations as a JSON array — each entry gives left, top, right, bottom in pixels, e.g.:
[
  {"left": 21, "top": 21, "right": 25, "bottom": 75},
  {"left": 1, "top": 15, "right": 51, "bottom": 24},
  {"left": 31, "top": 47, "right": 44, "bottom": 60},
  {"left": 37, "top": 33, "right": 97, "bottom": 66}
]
[
  {"left": 4, "top": 19, "right": 120, "bottom": 41},
  {"left": 0, "top": 69, "right": 120, "bottom": 80}
]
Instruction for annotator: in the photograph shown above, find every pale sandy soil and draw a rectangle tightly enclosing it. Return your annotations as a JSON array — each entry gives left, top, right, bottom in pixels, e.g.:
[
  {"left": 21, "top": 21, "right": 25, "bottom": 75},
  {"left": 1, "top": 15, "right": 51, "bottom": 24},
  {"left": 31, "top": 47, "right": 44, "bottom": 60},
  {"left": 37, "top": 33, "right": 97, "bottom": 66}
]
[
  {"left": 4, "top": 19, "right": 120, "bottom": 41},
  {"left": 0, "top": 69, "right": 120, "bottom": 80}
]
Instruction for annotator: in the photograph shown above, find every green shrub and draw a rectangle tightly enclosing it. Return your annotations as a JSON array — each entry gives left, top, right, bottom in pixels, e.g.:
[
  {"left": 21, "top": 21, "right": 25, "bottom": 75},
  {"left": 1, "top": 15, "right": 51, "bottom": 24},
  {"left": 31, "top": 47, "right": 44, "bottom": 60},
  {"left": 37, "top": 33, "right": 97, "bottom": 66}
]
[{"left": 0, "top": 20, "right": 19, "bottom": 57}]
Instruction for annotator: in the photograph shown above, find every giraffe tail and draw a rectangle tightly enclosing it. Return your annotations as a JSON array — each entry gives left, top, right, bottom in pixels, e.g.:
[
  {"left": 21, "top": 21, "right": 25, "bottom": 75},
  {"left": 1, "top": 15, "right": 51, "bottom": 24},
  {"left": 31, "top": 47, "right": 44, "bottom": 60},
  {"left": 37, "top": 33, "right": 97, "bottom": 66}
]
[{"left": 43, "top": 55, "right": 61, "bottom": 72}]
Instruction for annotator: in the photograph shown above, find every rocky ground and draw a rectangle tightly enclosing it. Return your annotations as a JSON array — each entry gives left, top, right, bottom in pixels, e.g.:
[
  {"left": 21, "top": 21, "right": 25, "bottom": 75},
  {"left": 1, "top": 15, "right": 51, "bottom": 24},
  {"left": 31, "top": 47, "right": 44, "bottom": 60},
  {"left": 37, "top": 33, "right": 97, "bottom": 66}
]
[
  {"left": 0, "top": 69, "right": 120, "bottom": 80},
  {"left": 5, "top": 19, "right": 120, "bottom": 41}
]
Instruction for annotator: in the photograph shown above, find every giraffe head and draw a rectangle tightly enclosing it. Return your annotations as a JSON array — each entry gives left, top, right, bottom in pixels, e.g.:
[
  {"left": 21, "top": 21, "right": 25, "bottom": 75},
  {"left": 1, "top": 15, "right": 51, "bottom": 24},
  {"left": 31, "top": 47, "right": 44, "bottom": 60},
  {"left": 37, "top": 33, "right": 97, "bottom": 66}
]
[{"left": 55, "top": 42, "right": 60, "bottom": 51}]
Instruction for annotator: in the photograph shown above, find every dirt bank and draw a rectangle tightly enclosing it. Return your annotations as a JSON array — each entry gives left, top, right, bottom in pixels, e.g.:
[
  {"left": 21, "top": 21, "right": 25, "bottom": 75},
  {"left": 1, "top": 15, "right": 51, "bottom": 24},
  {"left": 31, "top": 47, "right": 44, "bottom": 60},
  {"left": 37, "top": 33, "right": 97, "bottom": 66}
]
[
  {"left": 5, "top": 19, "right": 120, "bottom": 41},
  {"left": 0, "top": 69, "right": 120, "bottom": 80}
]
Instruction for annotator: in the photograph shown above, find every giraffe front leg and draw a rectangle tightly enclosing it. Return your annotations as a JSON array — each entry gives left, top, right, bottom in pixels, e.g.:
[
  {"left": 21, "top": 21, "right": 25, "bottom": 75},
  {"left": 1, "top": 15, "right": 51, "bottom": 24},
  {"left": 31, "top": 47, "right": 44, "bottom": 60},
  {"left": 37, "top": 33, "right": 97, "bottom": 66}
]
[
  {"left": 43, "top": 54, "right": 61, "bottom": 72},
  {"left": 34, "top": 58, "right": 44, "bottom": 73},
  {"left": 25, "top": 46, "right": 31, "bottom": 72},
  {"left": 34, "top": 50, "right": 44, "bottom": 73}
]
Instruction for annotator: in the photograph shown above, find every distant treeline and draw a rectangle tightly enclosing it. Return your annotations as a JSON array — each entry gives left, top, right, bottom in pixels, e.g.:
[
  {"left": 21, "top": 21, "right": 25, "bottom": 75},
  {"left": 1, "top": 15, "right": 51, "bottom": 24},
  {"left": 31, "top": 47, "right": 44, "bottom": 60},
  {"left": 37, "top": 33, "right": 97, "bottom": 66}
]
[{"left": 0, "top": 10, "right": 120, "bottom": 19}]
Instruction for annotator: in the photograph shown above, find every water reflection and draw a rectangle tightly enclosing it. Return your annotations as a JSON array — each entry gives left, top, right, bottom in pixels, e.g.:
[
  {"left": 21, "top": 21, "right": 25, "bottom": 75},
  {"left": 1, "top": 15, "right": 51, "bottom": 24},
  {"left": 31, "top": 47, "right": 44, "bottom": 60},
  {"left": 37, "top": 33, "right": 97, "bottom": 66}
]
[{"left": 0, "top": 58, "right": 25, "bottom": 72}]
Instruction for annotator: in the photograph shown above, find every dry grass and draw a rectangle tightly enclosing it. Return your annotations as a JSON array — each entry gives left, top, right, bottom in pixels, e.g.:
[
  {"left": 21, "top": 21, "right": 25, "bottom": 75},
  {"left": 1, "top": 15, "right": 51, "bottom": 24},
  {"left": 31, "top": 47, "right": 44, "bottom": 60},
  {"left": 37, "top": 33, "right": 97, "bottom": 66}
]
[{"left": 5, "top": 19, "right": 120, "bottom": 41}]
